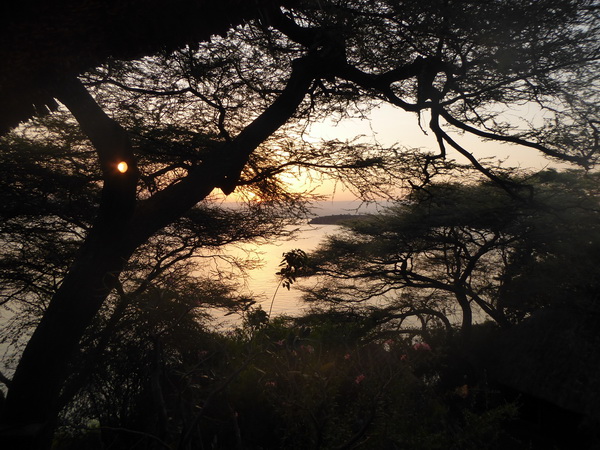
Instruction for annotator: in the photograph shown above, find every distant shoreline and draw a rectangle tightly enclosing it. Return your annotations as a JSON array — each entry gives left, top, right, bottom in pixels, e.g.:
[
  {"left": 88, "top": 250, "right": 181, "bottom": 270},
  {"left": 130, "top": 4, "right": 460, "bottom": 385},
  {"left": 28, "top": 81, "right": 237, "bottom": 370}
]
[{"left": 309, "top": 214, "right": 371, "bottom": 225}]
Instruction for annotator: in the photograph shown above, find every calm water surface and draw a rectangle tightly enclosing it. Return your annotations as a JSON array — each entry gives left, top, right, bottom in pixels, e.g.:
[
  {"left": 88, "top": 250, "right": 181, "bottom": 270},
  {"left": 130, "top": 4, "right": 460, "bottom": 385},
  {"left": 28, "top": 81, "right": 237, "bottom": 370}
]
[
  {"left": 237, "top": 223, "right": 339, "bottom": 316},
  {"left": 212, "top": 201, "right": 389, "bottom": 326}
]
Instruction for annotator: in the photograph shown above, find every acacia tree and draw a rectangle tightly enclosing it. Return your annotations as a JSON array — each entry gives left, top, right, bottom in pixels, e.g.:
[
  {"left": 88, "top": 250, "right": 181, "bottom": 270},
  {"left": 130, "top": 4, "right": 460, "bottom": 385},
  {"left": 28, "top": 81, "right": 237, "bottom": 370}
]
[
  {"left": 303, "top": 170, "right": 600, "bottom": 338},
  {"left": 0, "top": 113, "right": 310, "bottom": 431},
  {"left": 1, "top": 0, "right": 599, "bottom": 447}
]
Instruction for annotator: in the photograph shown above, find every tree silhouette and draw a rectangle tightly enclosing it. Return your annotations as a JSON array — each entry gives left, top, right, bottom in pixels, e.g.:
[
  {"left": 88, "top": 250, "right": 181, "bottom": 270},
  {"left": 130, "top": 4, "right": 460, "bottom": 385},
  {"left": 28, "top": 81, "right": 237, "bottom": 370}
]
[{"left": 1, "top": 1, "right": 598, "bottom": 447}]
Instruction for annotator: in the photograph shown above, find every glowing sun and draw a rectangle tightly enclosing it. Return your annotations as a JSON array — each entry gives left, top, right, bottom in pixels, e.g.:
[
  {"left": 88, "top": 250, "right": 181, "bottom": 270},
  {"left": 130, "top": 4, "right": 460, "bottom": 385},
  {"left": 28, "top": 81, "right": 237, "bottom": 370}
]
[{"left": 117, "top": 161, "right": 128, "bottom": 173}]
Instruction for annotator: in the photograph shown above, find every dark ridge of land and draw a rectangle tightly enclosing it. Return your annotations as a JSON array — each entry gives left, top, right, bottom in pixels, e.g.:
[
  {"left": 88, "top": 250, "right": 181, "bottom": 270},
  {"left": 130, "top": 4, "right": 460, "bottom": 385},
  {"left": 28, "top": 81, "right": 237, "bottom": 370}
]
[{"left": 309, "top": 214, "right": 371, "bottom": 225}]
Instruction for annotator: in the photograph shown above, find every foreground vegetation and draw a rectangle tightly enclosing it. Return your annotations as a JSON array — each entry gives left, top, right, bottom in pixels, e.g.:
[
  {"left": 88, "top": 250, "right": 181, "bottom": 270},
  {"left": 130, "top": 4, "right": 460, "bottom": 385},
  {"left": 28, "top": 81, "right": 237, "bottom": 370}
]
[{"left": 49, "top": 306, "right": 598, "bottom": 450}]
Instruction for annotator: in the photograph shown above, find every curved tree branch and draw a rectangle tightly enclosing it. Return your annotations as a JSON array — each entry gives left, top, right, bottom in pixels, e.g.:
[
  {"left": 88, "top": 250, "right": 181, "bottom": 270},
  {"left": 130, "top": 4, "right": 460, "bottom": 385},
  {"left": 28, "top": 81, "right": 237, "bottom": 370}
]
[
  {"left": 129, "top": 51, "right": 324, "bottom": 244},
  {"left": 439, "top": 108, "right": 590, "bottom": 166}
]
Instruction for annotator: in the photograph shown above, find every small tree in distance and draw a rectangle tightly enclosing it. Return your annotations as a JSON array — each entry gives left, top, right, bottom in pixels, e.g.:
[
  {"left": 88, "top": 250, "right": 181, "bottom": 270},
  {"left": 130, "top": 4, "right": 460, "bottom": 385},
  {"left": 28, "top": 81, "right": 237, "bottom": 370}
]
[{"left": 303, "top": 170, "right": 600, "bottom": 339}]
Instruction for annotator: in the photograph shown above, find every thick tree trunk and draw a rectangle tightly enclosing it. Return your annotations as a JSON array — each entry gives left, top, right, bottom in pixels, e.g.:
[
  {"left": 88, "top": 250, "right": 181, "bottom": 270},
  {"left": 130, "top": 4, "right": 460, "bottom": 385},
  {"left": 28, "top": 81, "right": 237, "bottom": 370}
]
[
  {"left": 1, "top": 228, "right": 136, "bottom": 448},
  {"left": 0, "top": 75, "right": 142, "bottom": 448},
  {"left": 455, "top": 290, "right": 473, "bottom": 340}
]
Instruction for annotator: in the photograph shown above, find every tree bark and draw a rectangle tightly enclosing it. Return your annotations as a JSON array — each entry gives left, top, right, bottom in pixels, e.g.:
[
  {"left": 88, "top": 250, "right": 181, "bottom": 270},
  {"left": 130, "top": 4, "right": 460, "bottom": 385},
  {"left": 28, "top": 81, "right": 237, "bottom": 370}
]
[
  {"left": 1, "top": 230, "right": 138, "bottom": 447},
  {"left": 455, "top": 290, "right": 473, "bottom": 341},
  {"left": 0, "top": 75, "right": 141, "bottom": 448}
]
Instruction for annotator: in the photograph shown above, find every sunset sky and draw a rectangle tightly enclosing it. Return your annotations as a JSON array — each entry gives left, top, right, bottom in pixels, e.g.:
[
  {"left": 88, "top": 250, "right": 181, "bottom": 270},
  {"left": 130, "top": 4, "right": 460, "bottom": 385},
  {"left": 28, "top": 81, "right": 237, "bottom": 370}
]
[{"left": 280, "top": 104, "right": 568, "bottom": 201}]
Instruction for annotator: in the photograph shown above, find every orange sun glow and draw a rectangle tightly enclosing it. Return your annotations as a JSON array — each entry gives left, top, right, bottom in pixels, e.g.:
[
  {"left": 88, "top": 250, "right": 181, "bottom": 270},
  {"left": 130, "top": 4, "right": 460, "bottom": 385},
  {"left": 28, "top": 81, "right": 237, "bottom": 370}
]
[{"left": 117, "top": 161, "right": 128, "bottom": 173}]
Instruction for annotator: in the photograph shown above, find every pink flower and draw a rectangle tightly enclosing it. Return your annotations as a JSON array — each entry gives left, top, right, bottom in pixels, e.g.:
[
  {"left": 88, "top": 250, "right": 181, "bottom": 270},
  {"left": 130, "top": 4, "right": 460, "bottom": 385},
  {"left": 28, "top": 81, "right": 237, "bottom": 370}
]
[
  {"left": 344, "top": 353, "right": 351, "bottom": 360},
  {"left": 400, "top": 354, "right": 408, "bottom": 361},
  {"left": 354, "top": 374, "right": 366, "bottom": 384},
  {"left": 265, "top": 381, "right": 277, "bottom": 387},
  {"left": 300, "top": 344, "right": 315, "bottom": 354},
  {"left": 455, "top": 384, "right": 469, "bottom": 399},
  {"left": 275, "top": 339, "right": 285, "bottom": 346},
  {"left": 413, "top": 342, "right": 432, "bottom": 351}
]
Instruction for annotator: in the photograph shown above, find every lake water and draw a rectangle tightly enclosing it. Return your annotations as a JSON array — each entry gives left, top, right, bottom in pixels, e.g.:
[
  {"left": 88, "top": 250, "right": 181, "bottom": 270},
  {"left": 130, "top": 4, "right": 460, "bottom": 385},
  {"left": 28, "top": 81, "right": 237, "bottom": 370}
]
[
  {"left": 213, "top": 200, "right": 390, "bottom": 325},
  {"left": 217, "top": 199, "right": 479, "bottom": 330}
]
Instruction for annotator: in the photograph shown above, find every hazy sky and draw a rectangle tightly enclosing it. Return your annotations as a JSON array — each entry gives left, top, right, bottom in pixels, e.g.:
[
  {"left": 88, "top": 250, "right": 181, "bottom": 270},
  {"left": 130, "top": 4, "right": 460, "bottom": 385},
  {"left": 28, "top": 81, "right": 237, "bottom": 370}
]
[
  {"left": 301, "top": 104, "right": 566, "bottom": 201},
  {"left": 221, "top": 103, "right": 569, "bottom": 203}
]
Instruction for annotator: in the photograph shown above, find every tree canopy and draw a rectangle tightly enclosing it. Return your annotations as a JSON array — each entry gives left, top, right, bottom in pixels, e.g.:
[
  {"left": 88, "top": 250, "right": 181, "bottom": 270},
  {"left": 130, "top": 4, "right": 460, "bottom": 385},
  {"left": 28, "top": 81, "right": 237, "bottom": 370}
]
[
  {"left": 0, "top": 0, "right": 294, "bottom": 133},
  {"left": 1, "top": 1, "right": 599, "bottom": 448}
]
